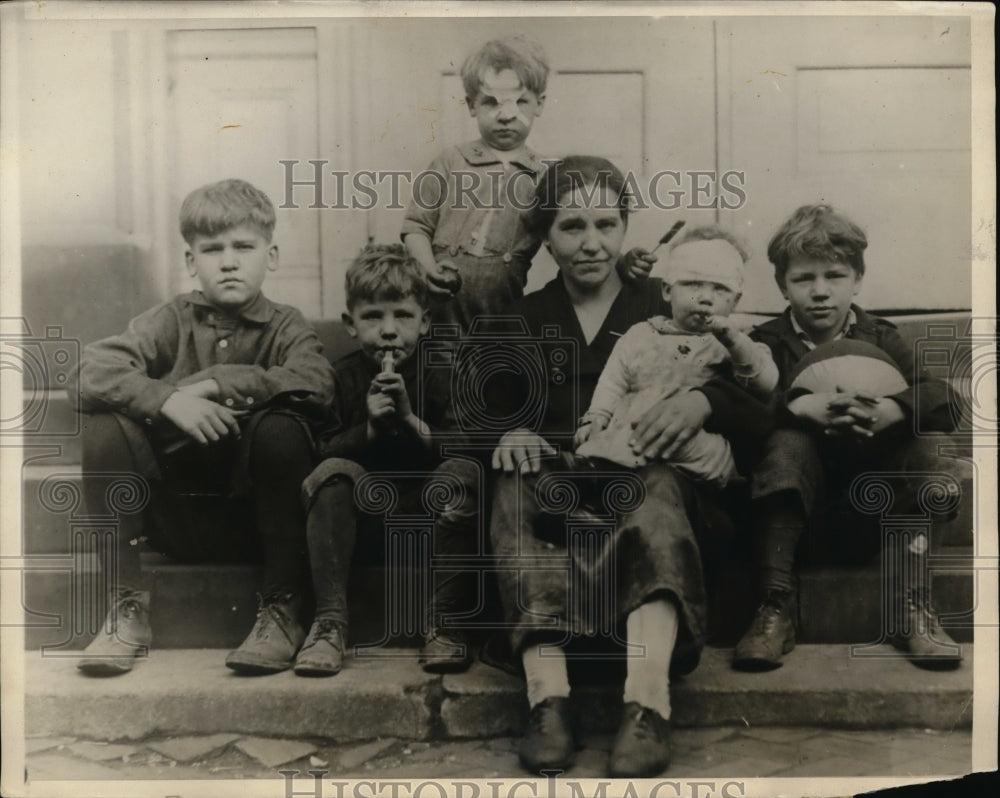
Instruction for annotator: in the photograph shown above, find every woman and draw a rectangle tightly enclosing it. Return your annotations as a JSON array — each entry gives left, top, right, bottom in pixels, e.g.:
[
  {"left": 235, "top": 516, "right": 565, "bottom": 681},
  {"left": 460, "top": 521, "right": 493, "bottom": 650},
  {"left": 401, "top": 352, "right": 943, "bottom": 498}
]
[{"left": 487, "top": 156, "right": 772, "bottom": 777}]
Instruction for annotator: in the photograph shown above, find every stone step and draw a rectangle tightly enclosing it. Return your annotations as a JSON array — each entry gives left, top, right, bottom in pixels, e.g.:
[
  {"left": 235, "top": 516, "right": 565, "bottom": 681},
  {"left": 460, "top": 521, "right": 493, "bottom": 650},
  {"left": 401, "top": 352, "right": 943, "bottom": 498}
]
[
  {"left": 24, "top": 644, "right": 974, "bottom": 743},
  {"left": 21, "top": 546, "right": 976, "bottom": 651},
  {"left": 20, "top": 462, "right": 977, "bottom": 555}
]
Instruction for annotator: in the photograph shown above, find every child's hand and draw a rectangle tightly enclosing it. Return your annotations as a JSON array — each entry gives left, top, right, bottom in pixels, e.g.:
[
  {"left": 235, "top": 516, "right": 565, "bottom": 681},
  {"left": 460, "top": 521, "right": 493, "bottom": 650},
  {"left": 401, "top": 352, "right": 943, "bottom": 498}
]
[
  {"left": 706, "top": 315, "right": 738, "bottom": 347},
  {"left": 574, "top": 415, "right": 609, "bottom": 448},
  {"left": 160, "top": 392, "right": 243, "bottom": 445},
  {"left": 425, "top": 260, "right": 463, "bottom": 298},
  {"left": 617, "top": 248, "right": 657, "bottom": 283},
  {"left": 786, "top": 392, "right": 839, "bottom": 427},
  {"left": 176, "top": 379, "right": 220, "bottom": 400},
  {"left": 371, "top": 372, "right": 413, "bottom": 421},
  {"left": 825, "top": 390, "right": 904, "bottom": 438},
  {"left": 366, "top": 377, "right": 398, "bottom": 429}
]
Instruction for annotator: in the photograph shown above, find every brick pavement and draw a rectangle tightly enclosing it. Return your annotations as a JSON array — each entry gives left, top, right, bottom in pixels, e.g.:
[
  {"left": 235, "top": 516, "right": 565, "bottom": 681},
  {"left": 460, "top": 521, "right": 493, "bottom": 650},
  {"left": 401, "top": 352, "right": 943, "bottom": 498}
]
[{"left": 22, "top": 726, "right": 971, "bottom": 781}]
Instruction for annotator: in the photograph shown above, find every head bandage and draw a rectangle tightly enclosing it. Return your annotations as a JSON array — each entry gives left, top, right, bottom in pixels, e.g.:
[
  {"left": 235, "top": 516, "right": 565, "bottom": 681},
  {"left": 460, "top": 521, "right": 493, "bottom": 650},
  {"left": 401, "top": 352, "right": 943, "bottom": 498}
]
[
  {"left": 480, "top": 73, "right": 534, "bottom": 127},
  {"left": 656, "top": 239, "right": 745, "bottom": 294}
]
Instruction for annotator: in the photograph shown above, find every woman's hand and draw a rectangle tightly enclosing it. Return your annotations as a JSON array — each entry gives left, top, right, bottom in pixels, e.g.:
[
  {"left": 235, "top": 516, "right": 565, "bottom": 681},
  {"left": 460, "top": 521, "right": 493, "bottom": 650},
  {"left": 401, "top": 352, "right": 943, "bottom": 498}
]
[
  {"left": 629, "top": 391, "right": 711, "bottom": 460},
  {"left": 491, "top": 428, "right": 556, "bottom": 473},
  {"left": 573, "top": 415, "right": 609, "bottom": 448}
]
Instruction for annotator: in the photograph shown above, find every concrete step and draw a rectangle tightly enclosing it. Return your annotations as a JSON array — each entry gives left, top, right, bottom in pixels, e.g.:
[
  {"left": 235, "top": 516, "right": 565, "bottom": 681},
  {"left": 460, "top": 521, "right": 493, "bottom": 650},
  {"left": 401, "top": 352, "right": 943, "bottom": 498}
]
[
  {"left": 22, "top": 548, "right": 975, "bottom": 650},
  {"left": 22, "top": 555, "right": 421, "bottom": 651},
  {"left": 24, "top": 644, "right": 974, "bottom": 742},
  {"left": 20, "top": 462, "right": 977, "bottom": 554}
]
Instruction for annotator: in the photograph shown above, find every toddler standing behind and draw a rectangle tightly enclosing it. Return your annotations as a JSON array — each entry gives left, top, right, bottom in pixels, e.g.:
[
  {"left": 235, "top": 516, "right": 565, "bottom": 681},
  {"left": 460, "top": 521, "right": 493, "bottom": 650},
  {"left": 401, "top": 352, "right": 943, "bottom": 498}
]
[{"left": 402, "top": 36, "right": 550, "bottom": 331}]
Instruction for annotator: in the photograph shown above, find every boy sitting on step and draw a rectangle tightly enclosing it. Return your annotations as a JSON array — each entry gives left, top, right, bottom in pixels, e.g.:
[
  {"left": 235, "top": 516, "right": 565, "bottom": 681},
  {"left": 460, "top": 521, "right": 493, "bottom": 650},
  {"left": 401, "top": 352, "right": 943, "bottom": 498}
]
[
  {"left": 72, "top": 178, "right": 334, "bottom": 676},
  {"left": 734, "top": 203, "right": 967, "bottom": 672},
  {"left": 294, "top": 245, "right": 481, "bottom": 677}
]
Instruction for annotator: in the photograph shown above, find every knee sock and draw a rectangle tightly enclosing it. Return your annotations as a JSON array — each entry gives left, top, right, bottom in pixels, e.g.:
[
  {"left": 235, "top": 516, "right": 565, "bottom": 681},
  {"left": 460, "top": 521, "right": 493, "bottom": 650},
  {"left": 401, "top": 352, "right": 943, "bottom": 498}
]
[
  {"left": 622, "top": 598, "right": 678, "bottom": 720},
  {"left": 306, "top": 478, "right": 357, "bottom": 626},
  {"left": 80, "top": 413, "right": 146, "bottom": 592},
  {"left": 522, "top": 643, "right": 571, "bottom": 708},
  {"left": 756, "top": 491, "right": 806, "bottom": 594},
  {"left": 249, "top": 414, "right": 314, "bottom": 598}
]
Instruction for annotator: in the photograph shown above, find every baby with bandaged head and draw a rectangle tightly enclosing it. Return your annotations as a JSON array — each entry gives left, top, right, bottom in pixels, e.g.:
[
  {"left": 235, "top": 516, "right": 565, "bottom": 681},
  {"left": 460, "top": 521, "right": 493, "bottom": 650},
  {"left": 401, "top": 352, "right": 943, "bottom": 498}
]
[{"left": 574, "top": 226, "right": 778, "bottom": 484}]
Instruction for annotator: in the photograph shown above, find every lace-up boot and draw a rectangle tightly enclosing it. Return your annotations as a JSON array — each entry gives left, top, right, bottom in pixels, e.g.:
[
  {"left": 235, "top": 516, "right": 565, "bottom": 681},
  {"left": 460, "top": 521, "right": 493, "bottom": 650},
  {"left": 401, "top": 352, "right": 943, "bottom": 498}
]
[
  {"left": 225, "top": 593, "right": 305, "bottom": 674},
  {"left": 77, "top": 588, "right": 152, "bottom": 676}
]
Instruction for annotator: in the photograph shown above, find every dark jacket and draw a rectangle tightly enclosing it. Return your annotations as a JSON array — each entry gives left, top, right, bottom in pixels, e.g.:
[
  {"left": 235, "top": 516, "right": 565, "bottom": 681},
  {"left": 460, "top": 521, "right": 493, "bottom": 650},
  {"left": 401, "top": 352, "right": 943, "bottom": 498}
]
[
  {"left": 316, "top": 348, "right": 464, "bottom": 471},
  {"left": 750, "top": 305, "right": 955, "bottom": 432}
]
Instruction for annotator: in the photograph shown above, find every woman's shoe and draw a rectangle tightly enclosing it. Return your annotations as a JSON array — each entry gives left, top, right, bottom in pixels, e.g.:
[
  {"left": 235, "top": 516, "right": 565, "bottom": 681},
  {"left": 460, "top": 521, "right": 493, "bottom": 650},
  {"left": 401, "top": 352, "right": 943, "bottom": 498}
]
[
  {"left": 607, "top": 701, "right": 671, "bottom": 777},
  {"left": 518, "top": 696, "right": 575, "bottom": 773}
]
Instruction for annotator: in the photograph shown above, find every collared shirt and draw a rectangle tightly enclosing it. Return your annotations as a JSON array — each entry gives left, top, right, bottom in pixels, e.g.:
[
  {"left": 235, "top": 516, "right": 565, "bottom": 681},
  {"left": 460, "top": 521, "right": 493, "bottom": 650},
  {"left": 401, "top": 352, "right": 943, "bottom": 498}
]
[
  {"left": 72, "top": 290, "right": 335, "bottom": 426},
  {"left": 789, "top": 308, "right": 858, "bottom": 350},
  {"left": 401, "top": 140, "right": 546, "bottom": 262}
]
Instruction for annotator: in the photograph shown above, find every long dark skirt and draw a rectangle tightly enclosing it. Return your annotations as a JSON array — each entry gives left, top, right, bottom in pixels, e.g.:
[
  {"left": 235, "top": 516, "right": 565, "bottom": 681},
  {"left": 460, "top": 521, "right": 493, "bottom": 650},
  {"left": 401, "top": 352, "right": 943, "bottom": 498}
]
[{"left": 490, "top": 452, "right": 719, "bottom": 676}]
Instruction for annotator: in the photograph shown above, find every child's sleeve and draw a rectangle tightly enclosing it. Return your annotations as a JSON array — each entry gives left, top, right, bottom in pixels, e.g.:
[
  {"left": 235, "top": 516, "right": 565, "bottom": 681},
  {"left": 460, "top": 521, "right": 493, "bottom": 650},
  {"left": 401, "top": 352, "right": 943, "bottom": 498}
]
[
  {"left": 400, "top": 151, "right": 450, "bottom": 244},
  {"left": 194, "top": 308, "right": 336, "bottom": 418},
  {"left": 73, "top": 304, "right": 183, "bottom": 422},
  {"left": 728, "top": 331, "right": 779, "bottom": 397},
  {"left": 876, "top": 322, "right": 954, "bottom": 431},
  {"left": 413, "top": 364, "right": 470, "bottom": 452},
  {"left": 584, "top": 332, "right": 635, "bottom": 421},
  {"left": 314, "top": 359, "right": 370, "bottom": 459}
]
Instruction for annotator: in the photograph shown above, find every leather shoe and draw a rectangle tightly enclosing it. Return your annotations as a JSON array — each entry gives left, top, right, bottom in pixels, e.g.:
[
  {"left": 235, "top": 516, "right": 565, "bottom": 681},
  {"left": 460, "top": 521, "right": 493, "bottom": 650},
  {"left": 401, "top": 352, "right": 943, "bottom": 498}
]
[
  {"left": 733, "top": 589, "right": 796, "bottom": 671},
  {"left": 419, "top": 629, "right": 473, "bottom": 674},
  {"left": 294, "top": 617, "right": 346, "bottom": 677},
  {"left": 608, "top": 702, "right": 671, "bottom": 777},
  {"left": 518, "top": 696, "right": 575, "bottom": 773},
  {"left": 77, "top": 589, "right": 152, "bottom": 676},
  {"left": 226, "top": 594, "right": 305, "bottom": 675},
  {"left": 890, "top": 589, "right": 962, "bottom": 670}
]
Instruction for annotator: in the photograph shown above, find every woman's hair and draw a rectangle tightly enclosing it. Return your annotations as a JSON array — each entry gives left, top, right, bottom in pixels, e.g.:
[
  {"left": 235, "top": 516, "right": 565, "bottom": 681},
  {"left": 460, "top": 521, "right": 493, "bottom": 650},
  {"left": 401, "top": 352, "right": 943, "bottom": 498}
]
[
  {"left": 526, "top": 155, "right": 631, "bottom": 238},
  {"left": 460, "top": 36, "right": 549, "bottom": 102},
  {"left": 345, "top": 243, "right": 429, "bottom": 311},
  {"left": 179, "top": 178, "right": 276, "bottom": 245},
  {"left": 767, "top": 203, "right": 868, "bottom": 287}
]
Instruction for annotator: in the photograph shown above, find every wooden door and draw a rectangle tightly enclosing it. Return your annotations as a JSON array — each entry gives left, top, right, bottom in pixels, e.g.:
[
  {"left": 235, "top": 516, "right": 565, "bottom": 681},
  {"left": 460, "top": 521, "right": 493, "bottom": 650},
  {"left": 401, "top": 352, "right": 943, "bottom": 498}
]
[
  {"left": 717, "top": 16, "right": 972, "bottom": 313},
  {"left": 167, "top": 27, "right": 324, "bottom": 317},
  {"left": 363, "top": 17, "right": 719, "bottom": 296}
]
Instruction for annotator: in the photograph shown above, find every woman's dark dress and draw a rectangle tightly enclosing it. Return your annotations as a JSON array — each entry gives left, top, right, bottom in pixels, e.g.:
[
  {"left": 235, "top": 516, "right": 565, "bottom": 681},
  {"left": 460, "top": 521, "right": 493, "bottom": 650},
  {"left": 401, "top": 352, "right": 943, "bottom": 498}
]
[{"left": 487, "top": 275, "right": 773, "bottom": 673}]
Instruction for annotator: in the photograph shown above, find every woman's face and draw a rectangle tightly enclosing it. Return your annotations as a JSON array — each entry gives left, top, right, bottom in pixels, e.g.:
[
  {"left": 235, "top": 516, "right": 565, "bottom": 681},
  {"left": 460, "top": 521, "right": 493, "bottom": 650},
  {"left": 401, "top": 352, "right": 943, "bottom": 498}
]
[{"left": 545, "top": 184, "right": 626, "bottom": 292}]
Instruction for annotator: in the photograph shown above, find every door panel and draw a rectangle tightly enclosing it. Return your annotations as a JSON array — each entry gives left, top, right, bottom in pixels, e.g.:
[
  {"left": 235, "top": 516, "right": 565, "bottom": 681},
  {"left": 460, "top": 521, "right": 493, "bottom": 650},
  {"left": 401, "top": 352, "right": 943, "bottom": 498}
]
[
  {"left": 167, "top": 28, "right": 322, "bottom": 317},
  {"left": 365, "top": 17, "right": 718, "bottom": 296},
  {"left": 718, "top": 17, "right": 971, "bottom": 313}
]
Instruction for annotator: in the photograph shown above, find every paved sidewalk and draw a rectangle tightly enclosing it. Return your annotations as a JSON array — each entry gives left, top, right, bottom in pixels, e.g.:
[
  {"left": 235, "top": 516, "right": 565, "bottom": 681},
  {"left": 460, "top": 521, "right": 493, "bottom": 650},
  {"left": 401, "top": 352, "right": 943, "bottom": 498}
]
[{"left": 24, "top": 725, "right": 972, "bottom": 781}]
